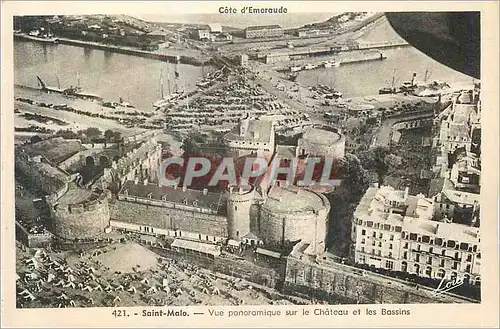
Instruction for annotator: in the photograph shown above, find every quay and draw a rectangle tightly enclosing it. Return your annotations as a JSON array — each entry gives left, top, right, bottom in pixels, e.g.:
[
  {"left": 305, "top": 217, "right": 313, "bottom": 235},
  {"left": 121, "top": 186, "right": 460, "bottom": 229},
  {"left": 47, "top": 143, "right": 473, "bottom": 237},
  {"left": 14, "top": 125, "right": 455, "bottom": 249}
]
[{"left": 15, "top": 34, "right": 212, "bottom": 66}]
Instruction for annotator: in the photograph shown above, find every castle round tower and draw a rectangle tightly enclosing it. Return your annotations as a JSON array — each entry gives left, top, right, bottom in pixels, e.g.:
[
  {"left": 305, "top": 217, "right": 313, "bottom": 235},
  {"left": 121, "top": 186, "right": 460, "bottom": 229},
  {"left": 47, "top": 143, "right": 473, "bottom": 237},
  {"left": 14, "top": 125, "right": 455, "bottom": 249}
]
[{"left": 226, "top": 184, "right": 255, "bottom": 240}]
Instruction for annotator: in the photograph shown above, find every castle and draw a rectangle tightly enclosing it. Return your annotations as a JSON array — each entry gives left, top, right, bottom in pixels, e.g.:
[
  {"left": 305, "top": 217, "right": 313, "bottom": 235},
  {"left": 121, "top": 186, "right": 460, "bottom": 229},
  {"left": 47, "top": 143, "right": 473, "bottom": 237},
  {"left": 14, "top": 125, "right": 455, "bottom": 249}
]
[{"left": 15, "top": 120, "right": 346, "bottom": 256}]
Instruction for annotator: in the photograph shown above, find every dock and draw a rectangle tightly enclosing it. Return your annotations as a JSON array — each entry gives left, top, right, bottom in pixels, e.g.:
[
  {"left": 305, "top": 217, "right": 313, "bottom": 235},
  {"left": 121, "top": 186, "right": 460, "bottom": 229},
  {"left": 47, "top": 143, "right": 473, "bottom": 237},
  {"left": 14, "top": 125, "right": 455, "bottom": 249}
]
[{"left": 15, "top": 34, "right": 212, "bottom": 67}]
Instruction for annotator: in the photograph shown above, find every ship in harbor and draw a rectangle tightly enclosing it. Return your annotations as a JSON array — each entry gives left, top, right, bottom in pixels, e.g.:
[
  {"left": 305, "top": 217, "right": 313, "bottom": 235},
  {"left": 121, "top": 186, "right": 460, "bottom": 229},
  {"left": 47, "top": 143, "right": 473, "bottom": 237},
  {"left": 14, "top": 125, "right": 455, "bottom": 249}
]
[
  {"left": 153, "top": 91, "right": 185, "bottom": 109},
  {"left": 36, "top": 76, "right": 102, "bottom": 100},
  {"left": 379, "top": 69, "right": 399, "bottom": 95},
  {"left": 396, "top": 71, "right": 451, "bottom": 97},
  {"left": 102, "top": 97, "right": 135, "bottom": 109}
]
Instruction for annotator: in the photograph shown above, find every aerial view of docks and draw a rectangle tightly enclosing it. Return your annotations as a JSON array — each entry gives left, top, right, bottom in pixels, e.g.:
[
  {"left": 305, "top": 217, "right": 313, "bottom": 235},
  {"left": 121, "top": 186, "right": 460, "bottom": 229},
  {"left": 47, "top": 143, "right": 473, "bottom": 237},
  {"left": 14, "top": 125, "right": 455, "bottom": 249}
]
[{"left": 14, "top": 13, "right": 481, "bottom": 308}]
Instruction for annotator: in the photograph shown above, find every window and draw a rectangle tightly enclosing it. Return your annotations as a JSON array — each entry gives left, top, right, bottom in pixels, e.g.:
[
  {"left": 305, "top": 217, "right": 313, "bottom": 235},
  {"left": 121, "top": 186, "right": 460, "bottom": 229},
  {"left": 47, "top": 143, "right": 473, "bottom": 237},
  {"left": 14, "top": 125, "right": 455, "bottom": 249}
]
[
  {"left": 389, "top": 244, "right": 393, "bottom": 249},
  {"left": 388, "top": 252, "right": 393, "bottom": 258},
  {"left": 447, "top": 240, "right": 456, "bottom": 248},
  {"left": 440, "top": 259, "right": 445, "bottom": 267},
  {"left": 379, "top": 233, "right": 383, "bottom": 239},
  {"left": 409, "top": 233, "right": 418, "bottom": 241},
  {"left": 452, "top": 262, "right": 460, "bottom": 270},
  {"left": 416, "top": 244, "right": 421, "bottom": 251},
  {"left": 429, "top": 247, "right": 434, "bottom": 254},
  {"left": 372, "top": 241, "right": 376, "bottom": 246},
  {"left": 427, "top": 257, "right": 432, "bottom": 265},
  {"left": 404, "top": 242, "right": 409, "bottom": 249},
  {"left": 377, "top": 250, "right": 382, "bottom": 256},
  {"left": 460, "top": 243, "right": 469, "bottom": 251},
  {"left": 403, "top": 251, "right": 408, "bottom": 260},
  {"left": 383, "top": 224, "right": 391, "bottom": 231},
  {"left": 372, "top": 232, "right": 376, "bottom": 238},
  {"left": 395, "top": 226, "right": 402, "bottom": 233},
  {"left": 385, "top": 260, "right": 394, "bottom": 270},
  {"left": 367, "top": 221, "right": 374, "bottom": 227},
  {"left": 435, "top": 238, "right": 443, "bottom": 246},
  {"left": 361, "top": 229, "right": 366, "bottom": 236},
  {"left": 467, "top": 254, "right": 472, "bottom": 262},
  {"left": 415, "top": 254, "right": 420, "bottom": 262},
  {"left": 465, "top": 264, "right": 471, "bottom": 273},
  {"left": 422, "top": 235, "right": 430, "bottom": 243},
  {"left": 390, "top": 235, "right": 394, "bottom": 241},
  {"left": 235, "top": 206, "right": 238, "bottom": 211},
  {"left": 441, "top": 250, "right": 446, "bottom": 256},
  {"left": 361, "top": 238, "right": 366, "bottom": 244},
  {"left": 378, "top": 242, "right": 382, "bottom": 247},
  {"left": 361, "top": 247, "right": 365, "bottom": 253}
]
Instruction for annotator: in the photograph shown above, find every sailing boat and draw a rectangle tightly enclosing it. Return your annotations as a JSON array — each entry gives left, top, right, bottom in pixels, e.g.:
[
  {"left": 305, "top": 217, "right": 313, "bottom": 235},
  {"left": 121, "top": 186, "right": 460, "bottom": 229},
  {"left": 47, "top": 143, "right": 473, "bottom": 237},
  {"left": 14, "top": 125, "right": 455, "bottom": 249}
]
[{"left": 152, "top": 61, "right": 184, "bottom": 109}]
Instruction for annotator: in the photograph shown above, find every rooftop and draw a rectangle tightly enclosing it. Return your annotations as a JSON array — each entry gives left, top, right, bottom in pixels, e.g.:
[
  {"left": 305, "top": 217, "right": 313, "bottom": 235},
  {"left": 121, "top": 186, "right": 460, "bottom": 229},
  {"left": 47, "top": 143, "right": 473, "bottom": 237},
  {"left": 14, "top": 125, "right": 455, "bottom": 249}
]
[
  {"left": 225, "top": 119, "right": 273, "bottom": 144},
  {"left": 403, "top": 217, "right": 480, "bottom": 244},
  {"left": 276, "top": 145, "right": 297, "bottom": 159},
  {"left": 23, "top": 138, "right": 85, "bottom": 165},
  {"left": 57, "top": 183, "right": 98, "bottom": 206},
  {"left": 301, "top": 127, "right": 342, "bottom": 145},
  {"left": 171, "top": 239, "right": 221, "bottom": 257},
  {"left": 263, "top": 185, "right": 327, "bottom": 213},
  {"left": 119, "top": 180, "right": 223, "bottom": 211},
  {"left": 246, "top": 25, "right": 282, "bottom": 31}
]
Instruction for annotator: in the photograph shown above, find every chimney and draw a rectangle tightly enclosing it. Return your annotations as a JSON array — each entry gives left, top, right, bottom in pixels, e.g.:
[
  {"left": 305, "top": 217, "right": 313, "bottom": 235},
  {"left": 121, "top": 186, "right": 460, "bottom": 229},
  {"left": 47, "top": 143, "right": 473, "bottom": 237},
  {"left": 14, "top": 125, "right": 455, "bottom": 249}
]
[
  {"left": 411, "top": 72, "right": 417, "bottom": 86},
  {"left": 203, "top": 188, "right": 208, "bottom": 195}
]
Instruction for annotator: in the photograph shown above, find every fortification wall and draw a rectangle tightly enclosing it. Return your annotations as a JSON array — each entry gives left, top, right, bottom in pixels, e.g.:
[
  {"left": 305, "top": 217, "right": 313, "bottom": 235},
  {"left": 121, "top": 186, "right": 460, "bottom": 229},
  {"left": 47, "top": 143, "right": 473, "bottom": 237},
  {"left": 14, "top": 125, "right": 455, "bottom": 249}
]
[
  {"left": 115, "top": 200, "right": 228, "bottom": 238},
  {"left": 283, "top": 256, "right": 475, "bottom": 304},
  {"left": 51, "top": 191, "right": 111, "bottom": 239}
]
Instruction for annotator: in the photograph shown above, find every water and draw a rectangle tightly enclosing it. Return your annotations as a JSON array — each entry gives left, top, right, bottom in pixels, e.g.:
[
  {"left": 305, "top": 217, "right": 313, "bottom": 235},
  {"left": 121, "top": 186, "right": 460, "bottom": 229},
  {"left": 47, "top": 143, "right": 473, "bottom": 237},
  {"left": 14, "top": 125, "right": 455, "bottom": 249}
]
[
  {"left": 15, "top": 39, "right": 475, "bottom": 111},
  {"left": 134, "top": 13, "right": 337, "bottom": 29},
  {"left": 14, "top": 41, "right": 205, "bottom": 111},
  {"left": 296, "top": 46, "right": 474, "bottom": 98}
]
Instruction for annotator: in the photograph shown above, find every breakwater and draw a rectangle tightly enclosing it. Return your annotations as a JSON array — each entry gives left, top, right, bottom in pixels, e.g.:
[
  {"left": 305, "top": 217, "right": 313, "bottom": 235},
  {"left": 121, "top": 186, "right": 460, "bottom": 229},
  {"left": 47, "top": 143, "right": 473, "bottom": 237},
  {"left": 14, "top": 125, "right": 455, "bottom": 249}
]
[{"left": 16, "top": 34, "right": 212, "bottom": 66}]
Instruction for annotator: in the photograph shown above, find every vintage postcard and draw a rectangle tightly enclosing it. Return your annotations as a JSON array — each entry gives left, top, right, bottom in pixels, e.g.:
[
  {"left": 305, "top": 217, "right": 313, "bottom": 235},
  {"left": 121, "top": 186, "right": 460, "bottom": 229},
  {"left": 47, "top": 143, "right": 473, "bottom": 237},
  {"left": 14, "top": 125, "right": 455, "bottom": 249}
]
[{"left": 1, "top": 1, "right": 499, "bottom": 328}]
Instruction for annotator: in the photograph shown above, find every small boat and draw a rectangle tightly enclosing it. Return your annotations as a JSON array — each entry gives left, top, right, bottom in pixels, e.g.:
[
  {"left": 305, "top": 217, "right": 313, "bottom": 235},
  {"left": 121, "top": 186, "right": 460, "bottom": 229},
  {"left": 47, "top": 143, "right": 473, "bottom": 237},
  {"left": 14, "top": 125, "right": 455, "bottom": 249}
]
[
  {"left": 290, "top": 66, "right": 302, "bottom": 72},
  {"left": 304, "top": 64, "right": 317, "bottom": 70},
  {"left": 379, "top": 87, "right": 398, "bottom": 95},
  {"left": 324, "top": 60, "right": 340, "bottom": 68}
]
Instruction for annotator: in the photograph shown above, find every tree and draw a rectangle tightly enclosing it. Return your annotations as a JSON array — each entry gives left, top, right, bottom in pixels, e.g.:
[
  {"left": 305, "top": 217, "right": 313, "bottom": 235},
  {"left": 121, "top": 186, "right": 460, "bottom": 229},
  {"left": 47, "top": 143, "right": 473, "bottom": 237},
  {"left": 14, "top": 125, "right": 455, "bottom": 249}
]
[
  {"left": 358, "top": 146, "right": 393, "bottom": 186},
  {"left": 55, "top": 129, "right": 79, "bottom": 139},
  {"left": 104, "top": 129, "right": 115, "bottom": 141},
  {"left": 80, "top": 127, "right": 102, "bottom": 141},
  {"left": 30, "top": 135, "right": 43, "bottom": 144}
]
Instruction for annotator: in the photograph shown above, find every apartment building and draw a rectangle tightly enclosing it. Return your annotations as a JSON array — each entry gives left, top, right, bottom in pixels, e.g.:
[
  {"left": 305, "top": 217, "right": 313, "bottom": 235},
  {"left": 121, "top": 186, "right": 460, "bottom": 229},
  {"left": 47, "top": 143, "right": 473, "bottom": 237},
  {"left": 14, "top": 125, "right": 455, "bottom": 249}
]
[{"left": 352, "top": 185, "right": 481, "bottom": 286}]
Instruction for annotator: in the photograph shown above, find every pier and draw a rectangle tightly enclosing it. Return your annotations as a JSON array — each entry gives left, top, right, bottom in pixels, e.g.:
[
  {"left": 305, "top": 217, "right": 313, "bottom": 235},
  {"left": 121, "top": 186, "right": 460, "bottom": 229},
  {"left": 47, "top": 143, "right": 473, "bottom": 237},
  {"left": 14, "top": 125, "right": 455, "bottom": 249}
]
[{"left": 16, "top": 34, "right": 212, "bottom": 66}]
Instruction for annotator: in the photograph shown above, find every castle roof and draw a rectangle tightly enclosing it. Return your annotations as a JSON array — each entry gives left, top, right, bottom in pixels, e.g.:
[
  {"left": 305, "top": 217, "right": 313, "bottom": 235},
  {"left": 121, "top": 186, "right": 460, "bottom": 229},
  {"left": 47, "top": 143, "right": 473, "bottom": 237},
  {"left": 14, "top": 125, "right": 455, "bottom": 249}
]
[{"left": 119, "top": 180, "right": 223, "bottom": 211}]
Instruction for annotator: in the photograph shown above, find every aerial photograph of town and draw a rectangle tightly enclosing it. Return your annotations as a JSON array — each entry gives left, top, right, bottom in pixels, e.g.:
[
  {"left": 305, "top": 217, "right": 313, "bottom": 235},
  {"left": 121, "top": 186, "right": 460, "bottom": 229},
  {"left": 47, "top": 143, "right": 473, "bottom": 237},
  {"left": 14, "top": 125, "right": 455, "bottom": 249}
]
[{"left": 13, "top": 11, "right": 482, "bottom": 309}]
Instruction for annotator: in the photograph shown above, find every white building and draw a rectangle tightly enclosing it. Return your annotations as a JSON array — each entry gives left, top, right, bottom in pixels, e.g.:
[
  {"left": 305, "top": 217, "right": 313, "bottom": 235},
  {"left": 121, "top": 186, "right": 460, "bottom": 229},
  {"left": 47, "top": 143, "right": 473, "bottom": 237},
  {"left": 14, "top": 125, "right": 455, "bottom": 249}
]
[{"left": 352, "top": 185, "right": 481, "bottom": 286}]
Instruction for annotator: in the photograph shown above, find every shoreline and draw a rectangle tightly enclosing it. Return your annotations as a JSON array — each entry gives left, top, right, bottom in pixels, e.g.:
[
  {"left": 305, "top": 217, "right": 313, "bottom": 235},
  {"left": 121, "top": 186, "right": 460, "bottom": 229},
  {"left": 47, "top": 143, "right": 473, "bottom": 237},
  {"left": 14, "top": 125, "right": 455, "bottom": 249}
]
[{"left": 15, "top": 34, "right": 212, "bottom": 67}]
